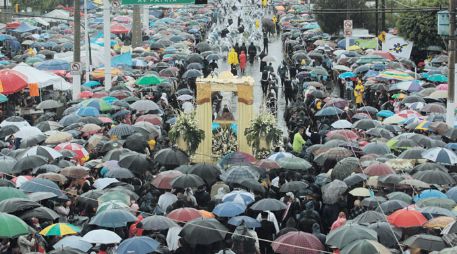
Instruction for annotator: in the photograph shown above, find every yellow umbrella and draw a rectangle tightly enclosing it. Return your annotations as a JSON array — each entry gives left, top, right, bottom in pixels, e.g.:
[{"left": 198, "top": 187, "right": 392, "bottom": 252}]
[
  {"left": 423, "top": 216, "right": 455, "bottom": 229},
  {"left": 348, "top": 45, "right": 361, "bottom": 51},
  {"left": 349, "top": 187, "right": 371, "bottom": 197},
  {"left": 92, "top": 68, "right": 123, "bottom": 79},
  {"left": 40, "top": 223, "right": 80, "bottom": 236}
]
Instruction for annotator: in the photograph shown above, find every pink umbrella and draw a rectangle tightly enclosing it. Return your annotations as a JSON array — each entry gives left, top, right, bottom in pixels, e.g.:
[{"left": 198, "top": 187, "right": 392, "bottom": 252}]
[{"left": 436, "top": 83, "right": 448, "bottom": 90}]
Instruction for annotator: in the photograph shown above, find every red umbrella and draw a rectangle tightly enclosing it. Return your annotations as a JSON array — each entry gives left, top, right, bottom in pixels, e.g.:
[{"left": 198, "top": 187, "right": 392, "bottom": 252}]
[
  {"left": 364, "top": 162, "right": 395, "bottom": 176},
  {"left": 0, "top": 69, "right": 28, "bottom": 94},
  {"left": 111, "top": 23, "right": 129, "bottom": 34},
  {"left": 92, "top": 91, "right": 109, "bottom": 98},
  {"left": 254, "top": 159, "right": 280, "bottom": 171},
  {"left": 323, "top": 98, "right": 348, "bottom": 109},
  {"left": 326, "top": 130, "right": 358, "bottom": 141},
  {"left": 152, "top": 170, "right": 183, "bottom": 189},
  {"left": 272, "top": 231, "right": 324, "bottom": 254},
  {"left": 167, "top": 207, "right": 202, "bottom": 222},
  {"left": 388, "top": 208, "right": 427, "bottom": 228},
  {"left": 136, "top": 114, "right": 163, "bottom": 126},
  {"left": 6, "top": 21, "right": 20, "bottom": 29},
  {"left": 98, "top": 116, "right": 113, "bottom": 124},
  {"left": 370, "top": 51, "right": 396, "bottom": 61},
  {"left": 80, "top": 91, "right": 94, "bottom": 99}
]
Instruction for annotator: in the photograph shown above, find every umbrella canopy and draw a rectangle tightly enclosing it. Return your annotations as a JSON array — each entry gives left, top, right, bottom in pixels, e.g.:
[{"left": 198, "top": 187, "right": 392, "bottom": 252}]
[
  {"left": 413, "top": 169, "right": 456, "bottom": 185},
  {"left": 212, "top": 201, "right": 246, "bottom": 217},
  {"left": 152, "top": 170, "right": 183, "bottom": 189},
  {"left": 422, "top": 147, "right": 457, "bottom": 165},
  {"left": 368, "top": 222, "right": 402, "bottom": 248},
  {"left": 340, "top": 239, "right": 391, "bottom": 254},
  {"left": 250, "top": 198, "right": 287, "bottom": 211},
  {"left": 118, "top": 153, "right": 154, "bottom": 176},
  {"left": 403, "top": 234, "right": 447, "bottom": 252},
  {"left": 40, "top": 223, "right": 80, "bottom": 236},
  {"left": 89, "top": 209, "right": 136, "bottom": 228},
  {"left": 277, "top": 157, "right": 312, "bottom": 170},
  {"left": 0, "top": 187, "right": 28, "bottom": 202},
  {"left": 167, "top": 207, "right": 202, "bottom": 222},
  {"left": 179, "top": 218, "right": 228, "bottom": 245},
  {"left": 20, "top": 178, "right": 64, "bottom": 197},
  {"left": 188, "top": 163, "right": 221, "bottom": 184},
  {"left": 171, "top": 174, "right": 205, "bottom": 188},
  {"left": 53, "top": 236, "right": 92, "bottom": 253},
  {"left": 83, "top": 229, "right": 122, "bottom": 244},
  {"left": 272, "top": 231, "right": 324, "bottom": 254},
  {"left": 222, "top": 190, "right": 255, "bottom": 205},
  {"left": 21, "top": 206, "right": 59, "bottom": 221},
  {"left": 326, "top": 224, "right": 377, "bottom": 249},
  {"left": 322, "top": 180, "right": 348, "bottom": 204},
  {"left": 387, "top": 208, "right": 428, "bottom": 228},
  {"left": 220, "top": 166, "right": 260, "bottom": 184},
  {"left": 117, "top": 236, "right": 160, "bottom": 254},
  {"left": 141, "top": 215, "right": 178, "bottom": 231},
  {"left": 0, "top": 212, "right": 30, "bottom": 238},
  {"left": 154, "top": 148, "right": 190, "bottom": 169}
]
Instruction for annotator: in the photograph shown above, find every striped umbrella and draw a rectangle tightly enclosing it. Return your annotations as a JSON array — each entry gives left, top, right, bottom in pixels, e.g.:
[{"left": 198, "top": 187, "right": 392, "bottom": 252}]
[
  {"left": 422, "top": 147, "right": 457, "bottom": 165},
  {"left": 108, "top": 124, "right": 135, "bottom": 138},
  {"left": 377, "top": 70, "right": 414, "bottom": 81},
  {"left": 40, "top": 223, "right": 80, "bottom": 236}
]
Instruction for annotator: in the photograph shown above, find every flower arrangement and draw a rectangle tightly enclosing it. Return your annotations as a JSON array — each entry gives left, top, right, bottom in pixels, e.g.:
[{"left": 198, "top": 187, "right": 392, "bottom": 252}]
[
  {"left": 245, "top": 112, "right": 282, "bottom": 158},
  {"left": 169, "top": 112, "right": 205, "bottom": 155},
  {"left": 212, "top": 126, "right": 238, "bottom": 158}
]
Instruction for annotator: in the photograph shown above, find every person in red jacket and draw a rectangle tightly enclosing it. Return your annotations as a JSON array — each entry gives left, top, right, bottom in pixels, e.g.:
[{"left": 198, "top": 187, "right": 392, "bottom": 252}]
[{"left": 239, "top": 51, "right": 247, "bottom": 75}]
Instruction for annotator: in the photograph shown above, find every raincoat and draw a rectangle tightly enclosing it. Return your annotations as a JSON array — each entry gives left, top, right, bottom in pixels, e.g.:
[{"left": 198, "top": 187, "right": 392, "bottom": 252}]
[
  {"left": 239, "top": 51, "right": 247, "bottom": 70},
  {"left": 292, "top": 131, "right": 306, "bottom": 153},
  {"left": 255, "top": 19, "right": 260, "bottom": 29},
  {"left": 227, "top": 48, "right": 239, "bottom": 65},
  {"left": 354, "top": 82, "right": 364, "bottom": 104},
  {"left": 262, "top": 0, "right": 267, "bottom": 8}
]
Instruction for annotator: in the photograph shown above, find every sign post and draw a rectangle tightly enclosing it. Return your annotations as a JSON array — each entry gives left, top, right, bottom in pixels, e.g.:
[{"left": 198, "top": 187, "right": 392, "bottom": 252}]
[
  {"left": 344, "top": 20, "right": 353, "bottom": 50},
  {"left": 103, "top": 0, "right": 112, "bottom": 91},
  {"left": 71, "top": 62, "right": 81, "bottom": 100}
]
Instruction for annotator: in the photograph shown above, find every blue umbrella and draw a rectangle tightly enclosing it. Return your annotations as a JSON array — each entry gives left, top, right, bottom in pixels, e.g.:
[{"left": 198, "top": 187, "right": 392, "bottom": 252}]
[
  {"left": 83, "top": 81, "right": 101, "bottom": 88},
  {"left": 101, "top": 96, "right": 118, "bottom": 104},
  {"left": 36, "top": 59, "right": 70, "bottom": 71},
  {"left": 446, "top": 186, "right": 457, "bottom": 202},
  {"left": 338, "top": 72, "right": 356, "bottom": 79},
  {"left": 228, "top": 216, "right": 261, "bottom": 228},
  {"left": 0, "top": 34, "right": 15, "bottom": 41},
  {"left": 413, "top": 189, "right": 447, "bottom": 202},
  {"left": 222, "top": 190, "right": 255, "bottom": 205},
  {"left": 337, "top": 38, "right": 355, "bottom": 49},
  {"left": 117, "top": 236, "right": 159, "bottom": 254},
  {"left": 89, "top": 209, "right": 137, "bottom": 228},
  {"left": 53, "top": 235, "right": 92, "bottom": 252},
  {"left": 377, "top": 110, "right": 394, "bottom": 118},
  {"left": 212, "top": 201, "right": 246, "bottom": 217},
  {"left": 363, "top": 70, "right": 378, "bottom": 79},
  {"left": 77, "top": 107, "right": 100, "bottom": 117},
  {"left": 315, "top": 106, "right": 344, "bottom": 117}
]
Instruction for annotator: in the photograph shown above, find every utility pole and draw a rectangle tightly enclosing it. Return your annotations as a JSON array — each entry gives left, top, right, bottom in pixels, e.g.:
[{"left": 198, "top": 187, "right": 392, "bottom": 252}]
[
  {"left": 381, "top": 0, "right": 386, "bottom": 31},
  {"left": 84, "top": 0, "right": 90, "bottom": 82},
  {"left": 345, "top": 0, "right": 350, "bottom": 50},
  {"left": 103, "top": 0, "right": 112, "bottom": 91},
  {"left": 375, "top": 0, "right": 379, "bottom": 35},
  {"left": 131, "top": 5, "right": 142, "bottom": 48},
  {"left": 447, "top": 0, "right": 456, "bottom": 127},
  {"left": 72, "top": 0, "right": 81, "bottom": 100}
]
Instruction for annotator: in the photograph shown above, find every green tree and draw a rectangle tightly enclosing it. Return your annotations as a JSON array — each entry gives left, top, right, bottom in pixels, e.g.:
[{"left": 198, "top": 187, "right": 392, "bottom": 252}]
[
  {"left": 396, "top": 0, "right": 447, "bottom": 49},
  {"left": 12, "top": 0, "right": 68, "bottom": 13},
  {"left": 314, "top": 0, "right": 376, "bottom": 35}
]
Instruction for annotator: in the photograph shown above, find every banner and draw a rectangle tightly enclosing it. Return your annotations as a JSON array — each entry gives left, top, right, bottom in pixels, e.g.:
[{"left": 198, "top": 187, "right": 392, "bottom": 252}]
[
  {"left": 382, "top": 33, "right": 413, "bottom": 59},
  {"left": 355, "top": 38, "right": 378, "bottom": 49}
]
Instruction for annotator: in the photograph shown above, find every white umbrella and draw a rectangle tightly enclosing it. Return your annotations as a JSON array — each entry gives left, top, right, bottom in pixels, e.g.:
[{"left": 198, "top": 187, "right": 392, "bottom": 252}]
[
  {"left": 83, "top": 229, "right": 122, "bottom": 244},
  {"left": 15, "top": 127, "right": 44, "bottom": 139},
  {"left": 331, "top": 119, "right": 352, "bottom": 129},
  {"left": 422, "top": 147, "right": 457, "bottom": 165},
  {"left": 182, "top": 102, "right": 194, "bottom": 113},
  {"left": 93, "top": 178, "right": 119, "bottom": 189},
  {"left": 0, "top": 120, "right": 30, "bottom": 128},
  {"left": 177, "top": 94, "right": 194, "bottom": 101}
]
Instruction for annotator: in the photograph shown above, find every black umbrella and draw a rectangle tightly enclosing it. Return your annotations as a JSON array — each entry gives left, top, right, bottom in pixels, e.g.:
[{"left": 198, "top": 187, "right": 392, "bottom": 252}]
[
  {"left": 376, "top": 200, "right": 408, "bottom": 214},
  {"left": 77, "top": 189, "right": 104, "bottom": 210},
  {"left": 105, "top": 167, "right": 135, "bottom": 179},
  {"left": 103, "top": 148, "right": 132, "bottom": 161},
  {"left": 0, "top": 156, "right": 17, "bottom": 174},
  {"left": 176, "top": 88, "right": 194, "bottom": 96},
  {"left": 186, "top": 53, "right": 204, "bottom": 64},
  {"left": 142, "top": 215, "right": 179, "bottom": 231},
  {"left": 28, "top": 192, "right": 58, "bottom": 202},
  {"left": 99, "top": 141, "right": 123, "bottom": 154},
  {"left": 0, "top": 198, "right": 40, "bottom": 213},
  {"left": 186, "top": 62, "right": 203, "bottom": 70},
  {"left": 238, "top": 179, "right": 265, "bottom": 193},
  {"left": 124, "top": 133, "right": 148, "bottom": 153},
  {"left": 49, "top": 247, "right": 85, "bottom": 254},
  {"left": 80, "top": 116, "right": 103, "bottom": 125},
  {"left": 13, "top": 155, "right": 48, "bottom": 173},
  {"left": 331, "top": 157, "right": 360, "bottom": 181},
  {"left": 366, "top": 127, "right": 394, "bottom": 139},
  {"left": 108, "top": 124, "right": 135, "bottom": 138},
  {"left": 0, "top": 125, "right": 19, "bottom": 139},
  {"left": 188, "top": 164, "right": 222, "bottom": 184},
  {"left": 0, "top": 179, "right": 14, "bottom": 187},
  {"left": 343, "top": 173, "right": 368, "bottom": 187},
  {"left": 182, "top": 69, "right": 203, "bottom": 79},
  {"left": 154, "top": 148, "right": 189, "bottom": 170},
  {"left": 352, "top": 211, "right": 386, "bottom": 224},
  {"left": 20, "top": 206, "right": 60, "bottom": 221},
  {"left": 118, "top": 152, "right": 154, "bottom": 175},
  {"left": 351, "top": 119, "right": 381, "bottom": 130},
  {"left": 37, "top": 100, "right": 63, "bottom": 110},
  {"left": 171, "top": 174, "right": 205, "bottom": 188},
  {"left": 89, "top": 209, "right": 137, "bottom": 228},
  {"left": 279, "top": 181, "right": 309, "bottom": 193},
  {"left": 179, "top": 218, "right": 228, "bottom": 245},
  {"left": 36, "top": 121, "right": 63, "bottom": 132},
  {"left": 413, "top": 169, "right": 456, "bottom": 185},
  {"left": 368, "top": 222, "right": 402, "bottom": 248},
  {"left": 250, "top": 198, "right": 287, "bottom": 211},
  {"left": 398, "top": 147, "right": 426, "bottom": 160},
  {"left": 403, "top": 234, "right": 447, "bottom": 252},
  {"left": 20, "top": 178, "right": 65, "bottom": 197}
]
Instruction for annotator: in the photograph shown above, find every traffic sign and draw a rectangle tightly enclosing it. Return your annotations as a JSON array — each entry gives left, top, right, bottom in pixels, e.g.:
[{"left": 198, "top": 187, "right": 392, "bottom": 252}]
[
  {"left": 112, "top": 0, "right": 120, "bottom": 8},
  {"left": 344, "top": 19, "right": 353, "bottom": 37},
  {"left": 121, "top": 0, "right": 194, "bottom": 4},
  {"left": 71, "top": 62, "right": 81, "bottom": 75}
]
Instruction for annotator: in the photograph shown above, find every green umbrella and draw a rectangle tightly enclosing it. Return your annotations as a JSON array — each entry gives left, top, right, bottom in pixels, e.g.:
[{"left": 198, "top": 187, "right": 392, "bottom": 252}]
[
  {"left": 97, "top": 191, "right": 130, "bottom": 205},
  {"left": 341, "top": 239, "right": 391, "bottom": 254},
  {"left": 386, "top": 192, "right": 412, "bottom": 204},
  {"left": 0, "top": 212, "right": 30, "bottom": 238},
  {"left": 416, "top": 198, "right": 456, "bottom": 210},
  {"left": 277, "top": 157, "right": 312, "bottom": 171},
  {"left": 326, "top": 223, "right": 377, "bottom": 249},
  {"left": 0, "top": 94, "right": 8, "bottom": 103},
  {"left": 0, "top": 187, "right": 28, "bottom": 202},
  {"left": 96, "top": 200, "right": 129, "bottom": 213},
  {"left": 136, "top": 75, "right": 164, "bottom": 86}
]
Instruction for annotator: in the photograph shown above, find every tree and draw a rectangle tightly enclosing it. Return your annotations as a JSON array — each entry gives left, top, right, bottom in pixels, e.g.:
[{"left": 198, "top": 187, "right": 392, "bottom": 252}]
[
  {"left": 314, "top": 0, "right": 376, "bottom": 35},
  {"left": 396, "top": 0, "right": 447, "bottom": 50},
  {"left": 11, "top": 0, "right": 67, "bottom": 12}
]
